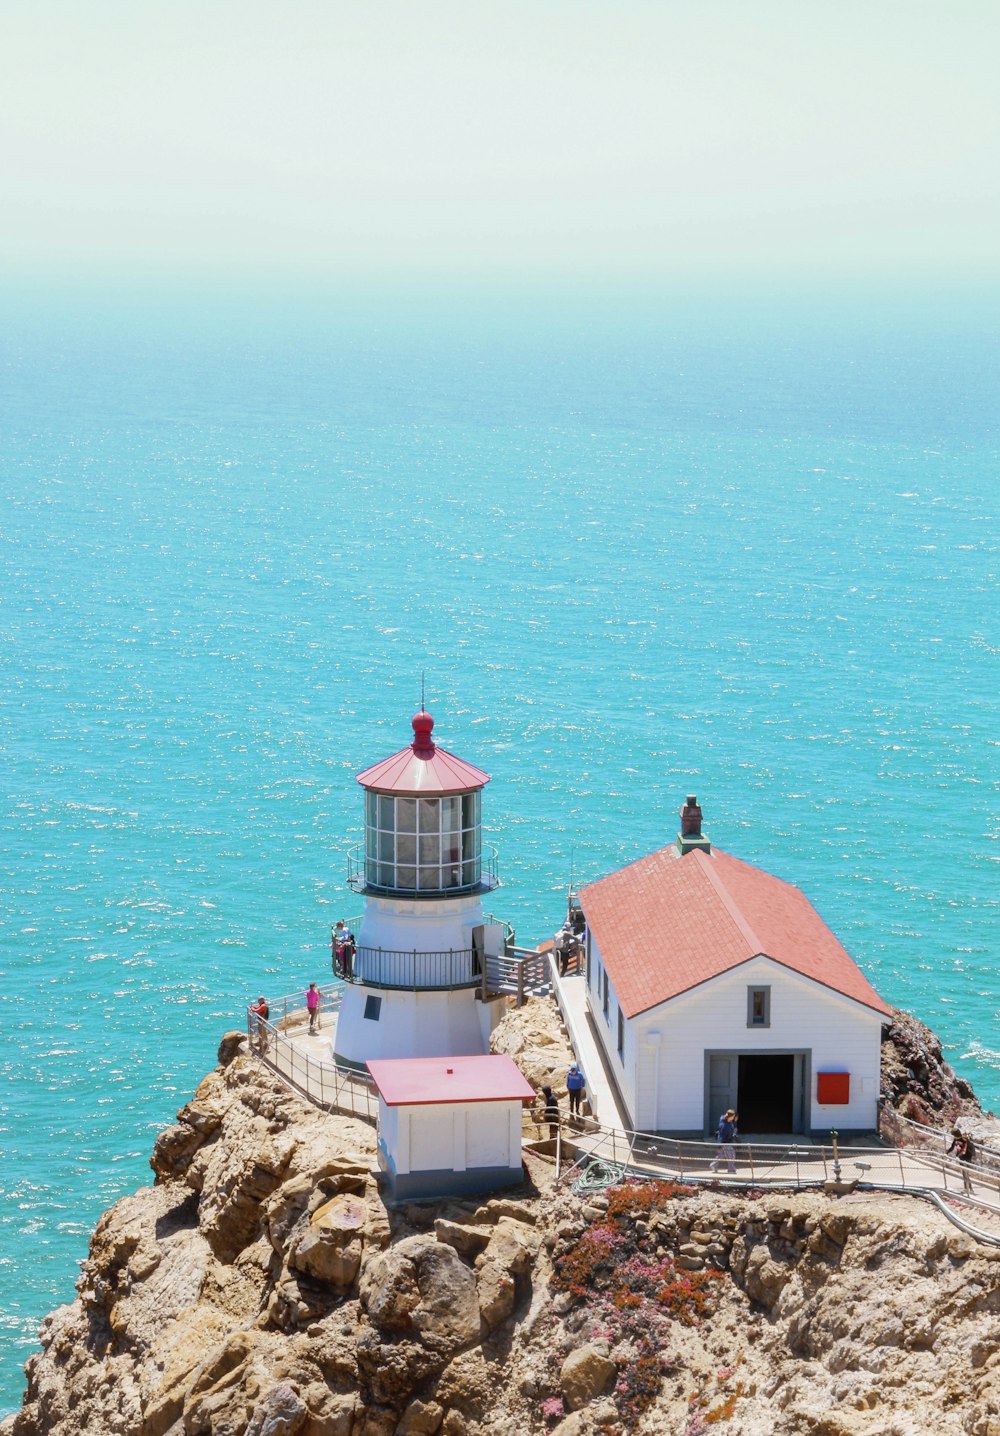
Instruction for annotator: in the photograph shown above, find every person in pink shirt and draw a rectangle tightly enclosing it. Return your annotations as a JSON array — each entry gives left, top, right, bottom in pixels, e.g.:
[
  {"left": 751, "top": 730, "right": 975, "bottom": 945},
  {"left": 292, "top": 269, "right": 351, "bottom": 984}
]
[{"left": 306, "top": 982, "right": 321, "bottom": 1035}]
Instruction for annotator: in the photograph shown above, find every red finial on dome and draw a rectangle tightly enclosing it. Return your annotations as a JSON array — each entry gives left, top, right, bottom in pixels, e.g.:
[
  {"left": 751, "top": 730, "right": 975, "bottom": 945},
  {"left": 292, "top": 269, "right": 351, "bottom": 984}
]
[{"left": 411, "top": 710, "right": 435, "bottom": 756}]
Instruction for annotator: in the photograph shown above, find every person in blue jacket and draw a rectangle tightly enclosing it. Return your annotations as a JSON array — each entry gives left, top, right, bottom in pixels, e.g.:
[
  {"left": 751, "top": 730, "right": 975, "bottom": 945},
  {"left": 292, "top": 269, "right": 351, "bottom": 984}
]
[
  {"left": 566, "top": 1063, "right": 586, "bottom": 1117},
  {"left": 710, "top": 1108, "right": 738, "bottom": 1174}
]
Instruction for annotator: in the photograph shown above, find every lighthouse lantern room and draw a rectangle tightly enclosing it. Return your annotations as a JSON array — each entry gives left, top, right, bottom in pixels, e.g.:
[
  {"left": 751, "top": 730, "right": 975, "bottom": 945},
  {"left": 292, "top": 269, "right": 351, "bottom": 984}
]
[{"left": 333, "top": 711, "right": 510, "bottom": 1070}]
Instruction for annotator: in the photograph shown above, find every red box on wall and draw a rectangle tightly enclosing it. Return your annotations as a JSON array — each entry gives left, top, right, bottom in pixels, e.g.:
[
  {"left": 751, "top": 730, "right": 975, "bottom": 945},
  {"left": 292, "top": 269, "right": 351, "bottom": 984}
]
[{"left": 817, "top": 1072, "right": 850, "bottom": 1104}]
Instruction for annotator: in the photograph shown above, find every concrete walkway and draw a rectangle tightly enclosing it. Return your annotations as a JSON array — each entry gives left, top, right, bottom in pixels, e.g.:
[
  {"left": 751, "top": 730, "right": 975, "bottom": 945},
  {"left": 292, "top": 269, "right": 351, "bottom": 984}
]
[{"left": 549, "top": 966, "right": 631, "bottom": 1129}]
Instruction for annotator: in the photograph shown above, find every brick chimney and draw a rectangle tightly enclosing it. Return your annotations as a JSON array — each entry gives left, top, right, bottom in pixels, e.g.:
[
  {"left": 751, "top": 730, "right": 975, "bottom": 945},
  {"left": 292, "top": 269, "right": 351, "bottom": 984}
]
[{"left": 677, "top": 795, "right": 711, "bottom": 856}]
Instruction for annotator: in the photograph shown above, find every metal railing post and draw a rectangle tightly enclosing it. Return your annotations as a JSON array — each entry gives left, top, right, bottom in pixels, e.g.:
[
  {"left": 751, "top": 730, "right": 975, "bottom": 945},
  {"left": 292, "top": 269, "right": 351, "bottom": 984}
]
[{"left": 517, "top": 961, "right": 525, "bottom": 1008}]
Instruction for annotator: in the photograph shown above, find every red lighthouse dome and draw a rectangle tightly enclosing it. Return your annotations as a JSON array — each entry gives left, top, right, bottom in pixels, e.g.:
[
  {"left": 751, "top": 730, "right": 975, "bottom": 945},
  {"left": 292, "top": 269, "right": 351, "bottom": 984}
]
[{"left": 356, "top": 710, "right": 490, "bottom": 796}]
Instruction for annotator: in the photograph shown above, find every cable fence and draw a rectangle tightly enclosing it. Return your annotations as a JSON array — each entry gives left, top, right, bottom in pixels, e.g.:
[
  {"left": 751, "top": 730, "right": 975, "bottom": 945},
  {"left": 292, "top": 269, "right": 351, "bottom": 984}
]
[{"left": 245, "top": 993, "right": 377, "bottom": 1126}]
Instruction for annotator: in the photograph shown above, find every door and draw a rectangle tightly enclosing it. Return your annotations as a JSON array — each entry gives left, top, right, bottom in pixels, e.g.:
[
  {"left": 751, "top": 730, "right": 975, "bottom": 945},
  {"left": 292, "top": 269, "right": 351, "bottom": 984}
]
[
  {"left": 706, "top": 1053, "right": 738, "bottom": 1135},
  {"left": 737, "top": 1053, "right": 795, "bottom": 1133}
]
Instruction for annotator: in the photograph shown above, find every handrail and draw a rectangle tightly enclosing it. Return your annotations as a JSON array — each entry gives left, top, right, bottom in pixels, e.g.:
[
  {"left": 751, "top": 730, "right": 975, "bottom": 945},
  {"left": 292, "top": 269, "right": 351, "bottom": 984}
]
[
  {"left": 246, "top": 1002, "right": 378, "bottom": 1126},
  {"left": 337, "top": 945, "right": 483, "bottom": 991},
  {"left": 253, "top": 982, "right": 344, "bottom": 1034},
  {"left": 878, "top": 1099, "right": 1000, "bottom": 1168},
  {"left": 555, "top": 1112, "right": 1000, "bottom": 1209}
]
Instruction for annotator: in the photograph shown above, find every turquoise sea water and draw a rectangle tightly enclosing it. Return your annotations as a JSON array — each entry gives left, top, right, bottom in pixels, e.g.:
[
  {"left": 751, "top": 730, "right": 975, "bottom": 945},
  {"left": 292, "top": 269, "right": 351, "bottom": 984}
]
[{"left": 1, "top": 285, "right": 998, "bottom": 1412}]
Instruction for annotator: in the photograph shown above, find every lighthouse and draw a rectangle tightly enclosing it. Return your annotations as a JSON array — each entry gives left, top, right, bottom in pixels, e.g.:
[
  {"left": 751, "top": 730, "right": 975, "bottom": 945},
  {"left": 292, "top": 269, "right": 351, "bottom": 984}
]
[{"left": 333, "top": 710, "right": 510, "bottom": 1069}]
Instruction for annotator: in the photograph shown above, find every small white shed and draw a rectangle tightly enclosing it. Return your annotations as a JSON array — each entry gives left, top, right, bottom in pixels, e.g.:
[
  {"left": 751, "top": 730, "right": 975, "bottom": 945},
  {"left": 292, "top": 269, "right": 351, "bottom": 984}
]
[
  {"left": 367, "top": 1054, "right": 535, "bottom": 1200},
  {"left": 579, "top": 814, "right": 893, "bottom": 1138}
]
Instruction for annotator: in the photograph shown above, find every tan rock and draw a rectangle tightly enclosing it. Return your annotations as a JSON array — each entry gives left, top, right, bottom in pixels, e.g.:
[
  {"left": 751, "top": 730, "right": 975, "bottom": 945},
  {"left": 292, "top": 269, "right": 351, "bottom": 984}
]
[
  {"left": 360, "top": 1236, "right": 480, "bottom": 1354},
  {"left": 560, "top": 1343, "right": 617, "bottom": 1410},
  {"left": 396, "top": 1397, "right": 445, "bottom": 1434},
  {"left": 287, "top": 1193, "right": 368, "bottom": 1288},
  {"left": 433, "top": 1219, "right": 492, "bottom": 1257},
  {"left": 480, "top": 1199, "right": 537, "bottom": 1225},
  {"left": 300, "top": 1386, "right": 358, "bottom": 1435},
  {"left": 476, "top": 1259, "right": 516, "bottom": 1330},
  {"left": 481, "top": 1217, "right": 539, "bottom": 1276},
  {"left": 138, "top": 1307, "right": 236, "bottom": 1436}
]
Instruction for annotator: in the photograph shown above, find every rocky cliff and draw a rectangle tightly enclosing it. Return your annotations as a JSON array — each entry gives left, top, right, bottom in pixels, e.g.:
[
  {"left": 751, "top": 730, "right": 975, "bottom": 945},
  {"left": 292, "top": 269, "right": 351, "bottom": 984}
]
[{"left": 4, "top": 1010, "right": 1000, "bottom": 1436}]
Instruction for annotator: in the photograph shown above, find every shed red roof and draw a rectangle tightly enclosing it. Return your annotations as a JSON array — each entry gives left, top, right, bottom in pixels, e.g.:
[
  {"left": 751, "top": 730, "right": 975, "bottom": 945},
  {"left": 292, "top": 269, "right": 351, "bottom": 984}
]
[
  {"left": 356, "top": 711, "right": 490, "bottom": 795},
  {"left": 579, "top": 845, "right": 892, "bottom": 1020},
  {"left": 366, "top": 1054, "right": 535, "bottom": 1107}
]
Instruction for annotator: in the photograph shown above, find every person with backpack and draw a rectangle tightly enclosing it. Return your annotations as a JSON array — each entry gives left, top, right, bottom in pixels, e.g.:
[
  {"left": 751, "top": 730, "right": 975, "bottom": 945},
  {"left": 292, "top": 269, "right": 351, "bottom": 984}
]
[
  {"left": 947, "top": 1126, "right": 976, "bottom": 1194},
  {"left": 710, "top": 1108, "right": 738, "bottom": 1174},
  {"left": 540, "top": 1085, "right": 560, "bottom": 1140}
]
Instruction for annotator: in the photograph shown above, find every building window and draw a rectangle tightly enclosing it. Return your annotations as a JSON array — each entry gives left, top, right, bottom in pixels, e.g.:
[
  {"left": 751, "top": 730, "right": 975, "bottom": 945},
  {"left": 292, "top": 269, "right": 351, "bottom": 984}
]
[
  {"left": 617, "top": 1007, "right": 625, "bottom": 1060},
  {"left": 602, "top": 970, "right": 609, "bottom": 1020},
  {"left": 747, "top": 986, "right": 770, "bottom": 1028},
  {"left": 363, "top": 996, "right": 382, "bottom": 1021},
  {"left": 364, "top": 790, "right": 481, "bottom": 893},
  {"left": 585, "top": 933, "right": 591, "bottom": 988}
]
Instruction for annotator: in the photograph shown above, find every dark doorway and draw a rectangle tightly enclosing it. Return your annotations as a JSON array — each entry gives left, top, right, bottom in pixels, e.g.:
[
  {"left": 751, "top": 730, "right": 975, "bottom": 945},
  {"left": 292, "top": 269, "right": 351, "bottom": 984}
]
[{"left": 737, "top": 1053, "right": 794, "bottom": 1133}]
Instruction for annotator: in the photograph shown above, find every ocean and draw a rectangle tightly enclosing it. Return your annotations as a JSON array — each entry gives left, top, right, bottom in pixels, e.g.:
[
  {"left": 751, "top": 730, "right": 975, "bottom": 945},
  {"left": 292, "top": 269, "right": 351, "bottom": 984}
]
[{"left": 1, "top": 282, "right": 997, "bottom": 1413}]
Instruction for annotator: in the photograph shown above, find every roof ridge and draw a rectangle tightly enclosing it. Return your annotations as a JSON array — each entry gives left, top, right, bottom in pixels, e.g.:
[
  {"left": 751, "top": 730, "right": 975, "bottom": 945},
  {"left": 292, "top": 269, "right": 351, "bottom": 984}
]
[{"left": 693, "top": 848, "right": 766, "bottom": 956}]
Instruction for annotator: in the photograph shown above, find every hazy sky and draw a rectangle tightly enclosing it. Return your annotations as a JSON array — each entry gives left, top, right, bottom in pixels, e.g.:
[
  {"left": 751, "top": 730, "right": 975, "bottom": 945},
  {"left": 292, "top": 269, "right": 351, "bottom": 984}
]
[{"left": 1, "top": 1, "right": 997, "bottom": 286}]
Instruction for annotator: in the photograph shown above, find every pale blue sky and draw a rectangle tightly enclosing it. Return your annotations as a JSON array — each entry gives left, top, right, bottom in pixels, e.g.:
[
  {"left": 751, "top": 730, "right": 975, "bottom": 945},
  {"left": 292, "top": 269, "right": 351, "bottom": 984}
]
[{"left": 1, "top": 1, "right": 997, "bottom": 285}]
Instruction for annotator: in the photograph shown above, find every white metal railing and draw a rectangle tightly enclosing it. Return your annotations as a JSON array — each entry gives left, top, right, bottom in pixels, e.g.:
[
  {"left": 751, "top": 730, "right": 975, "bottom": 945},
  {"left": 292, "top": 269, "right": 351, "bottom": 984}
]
[
  {"left": 554, "top": 1114, "right": 1000, "bottom": 1211},
  {"left": 342, "top": 945, "right": 482, "bottom": 991},
  {"left": 484, "top": 947, "right": 552, "bottom": 1004},
  {"left": 246, "top": 997, "right": 377, "bottom": 1125},
  {"left": 260, "top": 982, "right": 344, "bottom": 1034},
  {"left": 878, "top": 1101, "right": 1000, "bottom": 1170}
]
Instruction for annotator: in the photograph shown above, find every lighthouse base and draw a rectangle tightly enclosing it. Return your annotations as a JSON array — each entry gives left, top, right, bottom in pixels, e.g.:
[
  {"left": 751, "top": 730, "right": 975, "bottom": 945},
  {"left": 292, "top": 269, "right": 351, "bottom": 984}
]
[{"left": 334, "top": 985, "right": 495, "bottom": 1070}]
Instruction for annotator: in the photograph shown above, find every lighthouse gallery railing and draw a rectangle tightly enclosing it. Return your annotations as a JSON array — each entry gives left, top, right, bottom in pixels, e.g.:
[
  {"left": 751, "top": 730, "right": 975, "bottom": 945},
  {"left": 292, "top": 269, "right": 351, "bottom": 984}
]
[{"left": 339, "top": 945, "right": 483, "bottom": 990}]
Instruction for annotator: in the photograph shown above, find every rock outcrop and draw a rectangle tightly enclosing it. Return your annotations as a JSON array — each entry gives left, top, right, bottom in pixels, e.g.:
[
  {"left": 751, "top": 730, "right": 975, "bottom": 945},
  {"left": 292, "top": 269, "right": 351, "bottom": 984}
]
[
  {"left": 489, "top": 998, "right": 575, "bottom": 1109},
  {"left": 5, "top": 1019, "right": 1000, "bottom": 1435},
  {"left": 881, "top": 1006, "right": 984, "bottom": 1127}
]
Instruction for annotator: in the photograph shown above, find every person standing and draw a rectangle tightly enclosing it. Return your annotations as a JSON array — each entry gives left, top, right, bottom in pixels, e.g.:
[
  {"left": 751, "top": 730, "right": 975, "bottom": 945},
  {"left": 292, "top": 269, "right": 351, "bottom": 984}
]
[
  {"left": 249, "top": 996, "right": 270, "bottom": 1055},
  {"left": 947, "top": 1126, "right": 976, "bottom": 1194},
  {"left": 306, "top": 982, "right": 321, "bottom": 1035},
  {"left": 332, "top": 920, "right": 356, "bottom": 978},
  {"left": 540, "top": 1085, "right": 560, "bottom": 1140},
  {"left": 710, "top": 1108, "right": 738, "bottom": 1174},
  {"left": 566, "top": 1063, "right": 586, "bottom": 1117}
]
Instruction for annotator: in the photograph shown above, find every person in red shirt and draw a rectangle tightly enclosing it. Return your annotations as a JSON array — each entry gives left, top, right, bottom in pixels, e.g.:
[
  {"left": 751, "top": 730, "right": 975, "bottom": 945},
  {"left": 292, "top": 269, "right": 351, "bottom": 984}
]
[{"left": 249, "top": 996, "right": 269, "bottom": 1053}]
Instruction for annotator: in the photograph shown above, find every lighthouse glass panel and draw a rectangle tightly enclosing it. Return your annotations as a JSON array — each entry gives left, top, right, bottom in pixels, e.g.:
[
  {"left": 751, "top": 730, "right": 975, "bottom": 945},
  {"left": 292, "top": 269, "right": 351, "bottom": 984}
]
[{"left": 365, "top": 790, "right": 482, "bottom": 893}]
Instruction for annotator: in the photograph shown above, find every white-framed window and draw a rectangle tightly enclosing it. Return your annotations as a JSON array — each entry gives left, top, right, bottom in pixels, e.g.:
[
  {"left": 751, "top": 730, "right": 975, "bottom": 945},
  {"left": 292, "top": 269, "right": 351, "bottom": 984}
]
[
  {"left": 602, "top": 969, "right": 610, "bottom": 1020},
  {"left": 747, "top": 986, "right": 771, "bottom": 1028},
  {"left": 365, "top": 790, "right": 481, "bottom": 893},
  {"left": 617, "top": 1006, "right": 625, "bottom": 1060}
]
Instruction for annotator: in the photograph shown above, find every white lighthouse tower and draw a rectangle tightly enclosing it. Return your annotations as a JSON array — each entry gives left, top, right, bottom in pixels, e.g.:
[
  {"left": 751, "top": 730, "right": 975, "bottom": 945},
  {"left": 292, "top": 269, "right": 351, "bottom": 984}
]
[{"left": 333, "top": 710, "right": 510, "bottom": 1070}]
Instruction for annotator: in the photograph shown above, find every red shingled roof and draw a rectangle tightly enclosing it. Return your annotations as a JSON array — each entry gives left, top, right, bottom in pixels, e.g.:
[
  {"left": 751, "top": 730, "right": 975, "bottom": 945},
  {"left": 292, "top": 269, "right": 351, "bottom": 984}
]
[
  {"left": 356, "top": 710, "right": 490, "bottom": 795},
  {"left": 579, "top": 845, "right": 892, "bottom": 1020}
]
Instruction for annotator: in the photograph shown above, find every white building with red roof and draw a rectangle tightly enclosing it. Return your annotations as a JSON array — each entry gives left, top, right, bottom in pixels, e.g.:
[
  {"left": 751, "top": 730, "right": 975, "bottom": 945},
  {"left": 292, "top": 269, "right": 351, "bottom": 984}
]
[
  {"left": 334, "top": 710, "right": 510, "bottom": 1069},
  {"left": 367, "top": 1054, "right": 535, "bottom": 1199},
  {"left": 578, "top": 799, "right": 892, "bottom": 1136}
]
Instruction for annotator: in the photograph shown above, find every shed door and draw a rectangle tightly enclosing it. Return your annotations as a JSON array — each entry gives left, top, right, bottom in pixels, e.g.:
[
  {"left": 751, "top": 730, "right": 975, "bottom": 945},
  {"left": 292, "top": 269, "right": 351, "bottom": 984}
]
[{"left": 707, "top": 1054, "right": 738, "bottom": 1136}]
